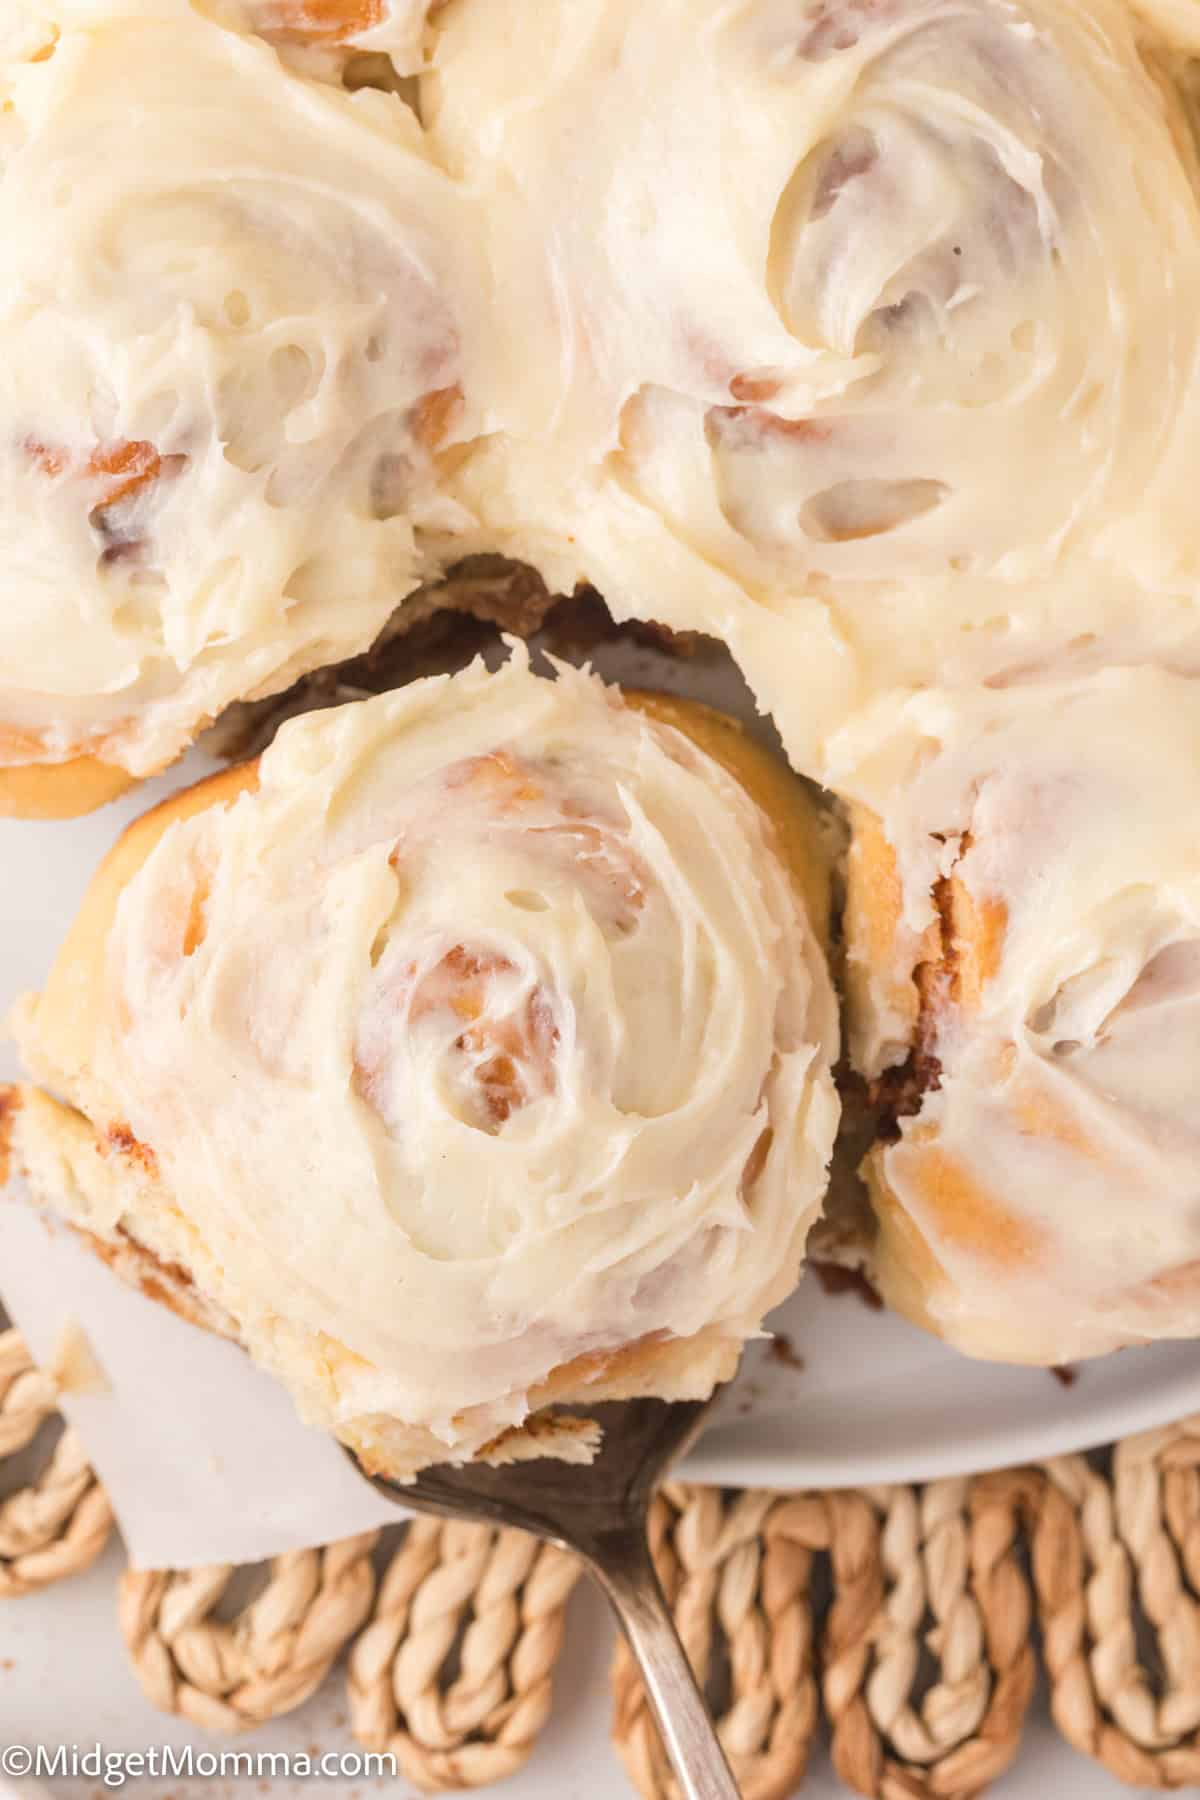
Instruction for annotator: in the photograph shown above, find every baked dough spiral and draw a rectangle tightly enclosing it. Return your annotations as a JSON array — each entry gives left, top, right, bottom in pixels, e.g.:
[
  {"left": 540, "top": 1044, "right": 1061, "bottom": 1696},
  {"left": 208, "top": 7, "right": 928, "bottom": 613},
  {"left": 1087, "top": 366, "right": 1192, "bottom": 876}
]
[
  {"left": 0, "top": 0, "right": 484, "bottom": 816},
  {"left": 9, "top": 652, "right": 838, "bottom": 1476},
  {"left": 836, "top": 667, "right": 1200, "bottom": 1363},
  {"left": 427, "top": 0, "right": 1200, "bottom": 770}
]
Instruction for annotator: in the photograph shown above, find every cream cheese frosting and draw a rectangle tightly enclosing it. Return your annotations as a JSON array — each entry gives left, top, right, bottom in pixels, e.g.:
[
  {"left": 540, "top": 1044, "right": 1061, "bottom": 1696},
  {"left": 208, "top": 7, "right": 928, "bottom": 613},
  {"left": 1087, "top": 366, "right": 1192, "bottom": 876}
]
[
  {"left": 831, "top": 666, "right": 1200, "bottom": 1360},
  {"left": 0, "top": 0, "right": 487, "bottom": 776},
  {"left": 425, "top": 0, "right": 1200, "bottom": 772},
  {"left": 16, "top": 652, "right": 838, "bottom": 1456}
]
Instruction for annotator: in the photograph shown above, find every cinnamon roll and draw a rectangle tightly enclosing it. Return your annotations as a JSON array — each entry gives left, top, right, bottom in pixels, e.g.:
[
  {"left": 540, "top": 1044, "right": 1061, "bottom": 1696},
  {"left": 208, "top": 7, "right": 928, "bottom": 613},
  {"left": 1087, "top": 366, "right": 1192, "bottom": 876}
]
[
  {"left": 835, "top": 667, "right": 1200, "bottom": 1363},
  {"left": 0, "top": 0, "right": 485, "bottom": 817},
  {"left": 427, "top": 0, "right": 1200, "bottom": 768},
  {"left": 8, "top": 652, "right": 839, "bottom": 1477}
]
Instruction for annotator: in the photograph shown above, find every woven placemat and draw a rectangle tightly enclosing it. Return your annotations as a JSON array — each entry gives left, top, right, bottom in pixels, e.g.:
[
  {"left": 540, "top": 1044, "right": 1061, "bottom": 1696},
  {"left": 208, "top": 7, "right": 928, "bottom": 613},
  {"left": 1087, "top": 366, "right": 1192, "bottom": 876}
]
[
  {"left": 611, "top": 1475, "right": 1042, "bottom": 1800},
  {"left": 347, "top": 1517, "right": 582, "bottom": 1792},
  {"left": 11, "top": 1313, "right": 1200, "bottom": 1795},
  {"left": 0, "top": 1326, "right": 113, "bottom": 1597},
  {"left": 612, "top": 1447, "right": 1200, "bottom": 1798},
  {"left": 612, "top": 1489, "right": 827, "bottom": 1800},
  {"left": 1035, "top": 1429, "right": 1200, "bottom": 1788},
  {"left": 119, "top": 1533, "right": 380, "bottom": 1732}
]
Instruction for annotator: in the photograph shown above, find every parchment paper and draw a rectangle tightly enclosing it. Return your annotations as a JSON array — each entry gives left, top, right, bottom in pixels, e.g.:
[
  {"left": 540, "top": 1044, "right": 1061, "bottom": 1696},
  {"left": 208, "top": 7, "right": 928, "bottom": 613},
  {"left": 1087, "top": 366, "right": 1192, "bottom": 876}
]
[{"left": 0, "top": 1194, "right": 404, "bottom": 1567}]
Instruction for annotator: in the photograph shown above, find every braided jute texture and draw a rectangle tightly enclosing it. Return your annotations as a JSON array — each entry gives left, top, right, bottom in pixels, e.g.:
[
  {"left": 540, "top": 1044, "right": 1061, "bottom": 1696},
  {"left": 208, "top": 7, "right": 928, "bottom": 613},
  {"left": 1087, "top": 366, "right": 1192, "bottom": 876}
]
[
  {"left": 23, "top": 1392, "right": 1200, "bottom": 1795},
  {"left": 0, "top": 1326, "right": 113, "bottom": 1597},
  {"left": 347, "top": 1517, "right": 582, "bottom": 1793},
  {"left": 823, "top": 1472, "right": 1042, "bottom": 1799},
  {"left": 613, "top": 1475, "right": 1043, "bottom": 1800},
  {"left": 612, "top": 1486, "right": 830, "bottom": 1800},
  {"left": 118, "top": 1532, "right": 379, "bottom": 1732},
  {"left": 1034, "top": 1415, "right": 1200, "bottom": 1790}
]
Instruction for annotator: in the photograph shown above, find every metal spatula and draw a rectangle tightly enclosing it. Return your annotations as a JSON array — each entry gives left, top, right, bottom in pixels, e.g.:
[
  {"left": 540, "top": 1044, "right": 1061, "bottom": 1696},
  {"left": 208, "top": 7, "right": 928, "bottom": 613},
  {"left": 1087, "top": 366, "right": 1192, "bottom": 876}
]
[{"left": 344, "top": 1396, "right": 740, "bottom": 1800}]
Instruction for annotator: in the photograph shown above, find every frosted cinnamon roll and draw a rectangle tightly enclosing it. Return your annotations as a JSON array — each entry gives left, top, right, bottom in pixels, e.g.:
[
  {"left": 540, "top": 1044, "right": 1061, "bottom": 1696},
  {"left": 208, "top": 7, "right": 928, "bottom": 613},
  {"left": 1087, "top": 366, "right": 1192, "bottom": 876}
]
[
  {"left": 835, "top": 667, "right": 1200, "bottom": 1363},
  {"left": 7, "top": 652, "right": 838, "bottom": 1478},
  {"left": 0, "top": 0, "right": 485, "bottom": 818},
  {"left": 427, "top": 0, "right": 1200, "bottom": 768}
]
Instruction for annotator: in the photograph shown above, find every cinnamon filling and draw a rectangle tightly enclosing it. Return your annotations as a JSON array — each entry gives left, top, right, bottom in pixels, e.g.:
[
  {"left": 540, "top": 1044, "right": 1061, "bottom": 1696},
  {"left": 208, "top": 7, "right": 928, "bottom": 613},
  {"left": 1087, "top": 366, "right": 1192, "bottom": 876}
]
[
  {"left": 356, "top": 943, "right": 560, "bottom": 1134},
  {"left": 867, "top": 859, "right": 959, "bottom": 1138},
  {"left": 868, "top": 830, "right": 1007, "bottom": 1140},
  {"left": 811, "top": 1259, "right": 885, "bottom": 1310},
  {"left": 25, "top": 437, "right": 187, "bottom": 565},
  {"left": 248, "top": 0, "right": 386, "bottom": 44},
  {"left": 102, "top": 1121, "right": 159, "bottom": 1178},
  {"left": 867, "top": 1037, "right": 943, "bottom": 1139},
  {"left": 418, "top": 944, "right": 559, "bottom": 1129}
]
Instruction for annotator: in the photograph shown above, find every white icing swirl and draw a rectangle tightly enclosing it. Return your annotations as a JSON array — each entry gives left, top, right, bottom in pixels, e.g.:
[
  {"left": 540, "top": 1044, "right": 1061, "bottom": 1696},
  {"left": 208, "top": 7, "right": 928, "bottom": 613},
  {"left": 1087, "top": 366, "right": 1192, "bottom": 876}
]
[
  {"left": 0, "top": 0, "right": 485, "bottom": 774},
  {"left": 80, "top": 654, "right": 838, "bottom": 1449},
  {"left": 427, "top": 0, "right": 1200, "bottom": 770}
]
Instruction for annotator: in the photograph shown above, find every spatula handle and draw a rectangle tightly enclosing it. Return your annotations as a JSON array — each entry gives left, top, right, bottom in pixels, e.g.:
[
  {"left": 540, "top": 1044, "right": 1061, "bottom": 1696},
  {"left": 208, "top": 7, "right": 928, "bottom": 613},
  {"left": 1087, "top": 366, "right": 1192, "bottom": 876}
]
[{"left": 587, "top": 1522, "right": 741, "bottom": 1800}]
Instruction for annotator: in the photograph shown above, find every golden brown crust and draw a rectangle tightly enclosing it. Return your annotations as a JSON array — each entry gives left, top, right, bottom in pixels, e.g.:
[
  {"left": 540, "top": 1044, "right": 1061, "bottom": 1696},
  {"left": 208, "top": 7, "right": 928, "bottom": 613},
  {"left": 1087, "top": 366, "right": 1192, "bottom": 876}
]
[
  {"left": 28, "top": 760, "right": 261, "bottom": 1098},
  {"left": 843, "top": 804, "right": 930, "bottom": 1049},
  {"left": 937, "top": 857, "right": 1008, "bottom": 1012},
  {"left": 842, "top": 806, "right": 1009, "bottom": 1044},
  {"left": 0, "top": 754, "right": 135, "bottom": 821},
  {"left": 856, "top": 1153, "right": 949, "bottom": 1338},
  {"left": 627, "top": 691, "right": 832, "bottom": 951}
]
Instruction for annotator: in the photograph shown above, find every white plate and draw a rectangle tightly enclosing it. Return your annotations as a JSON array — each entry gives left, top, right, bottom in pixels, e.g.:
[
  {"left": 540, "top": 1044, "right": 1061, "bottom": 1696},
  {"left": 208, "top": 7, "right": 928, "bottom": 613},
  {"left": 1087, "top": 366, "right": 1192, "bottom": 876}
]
[
  {"left": 5, "top": 646, "right": 1200, "bottom": 1500},
  {"left": 695, "top": 1273, "right": 1200, "bottom": 1486}
]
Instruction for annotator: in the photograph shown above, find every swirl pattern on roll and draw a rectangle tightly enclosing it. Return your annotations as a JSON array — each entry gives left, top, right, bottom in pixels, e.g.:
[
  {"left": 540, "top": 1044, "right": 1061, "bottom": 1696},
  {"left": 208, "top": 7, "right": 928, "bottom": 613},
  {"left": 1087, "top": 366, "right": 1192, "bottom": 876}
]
[
  {"left": 0, "top": 0, "right": 483, "bottom": 779},
  {"left": 17, "top": 653, "right": 837, "bottom": 1466},
  {"left": 836, "top": 667, "right": 1200, "bottom": 1362},
  {"left": 428, "top": 0, "right": 1200, "bottom": 767}
]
